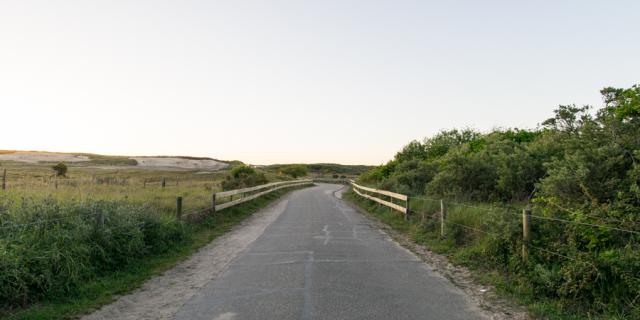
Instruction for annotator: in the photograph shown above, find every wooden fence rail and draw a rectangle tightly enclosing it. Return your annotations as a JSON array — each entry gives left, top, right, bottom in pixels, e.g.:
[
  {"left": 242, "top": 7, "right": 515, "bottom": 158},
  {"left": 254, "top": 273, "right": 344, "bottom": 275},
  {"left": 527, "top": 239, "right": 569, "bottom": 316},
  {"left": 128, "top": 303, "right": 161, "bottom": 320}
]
[
  {"left": 312, "top": 178, "right": 350, "bottom": 184},
  {"left": 214, "top": 179, "right": 314, "bottom": 212},
  {"left": 348, "top": 181, "right": 543, "bottom": 263},
  {"left": 350, "top": 180, "right": 408, "bottom": 215}
]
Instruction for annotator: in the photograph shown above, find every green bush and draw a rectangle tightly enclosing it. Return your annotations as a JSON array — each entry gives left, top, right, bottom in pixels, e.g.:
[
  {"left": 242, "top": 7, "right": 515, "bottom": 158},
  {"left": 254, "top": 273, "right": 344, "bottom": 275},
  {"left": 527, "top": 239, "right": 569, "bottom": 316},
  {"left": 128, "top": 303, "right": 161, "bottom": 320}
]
[
  {"left": 0, "top": 195, "right": 188, "bottom": 307},
  {"left": 221, "top": 165, "right": 268, "bottom": 191},
  {"left": 353, "top": 84, "right": 640, "bottom": 318},
  {"left": 280, "top": 164, "right": 308, "bottom": 178}
]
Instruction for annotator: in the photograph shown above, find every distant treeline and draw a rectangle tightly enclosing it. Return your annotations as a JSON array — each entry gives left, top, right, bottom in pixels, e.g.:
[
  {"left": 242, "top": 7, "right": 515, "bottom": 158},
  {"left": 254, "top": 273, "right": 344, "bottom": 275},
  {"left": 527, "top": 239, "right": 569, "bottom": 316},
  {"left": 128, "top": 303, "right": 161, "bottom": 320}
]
[
  {"left": 266, "top": 163, "right": 373, "bottom": 176},
  {"left": 357, "top": 85, "right": 640, "bottom": 317}
]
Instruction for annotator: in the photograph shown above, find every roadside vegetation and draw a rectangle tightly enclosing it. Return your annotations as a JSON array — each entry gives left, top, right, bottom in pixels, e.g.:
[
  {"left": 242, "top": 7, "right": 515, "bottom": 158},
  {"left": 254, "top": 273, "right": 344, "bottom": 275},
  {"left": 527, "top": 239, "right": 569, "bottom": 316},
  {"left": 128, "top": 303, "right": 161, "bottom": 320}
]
[
  {"left": 221, "top": 165, "right": 269, "bottom": 191},
  {"left": 348, "top": 85, "right": 640, "bottom": 319},
  {"left": 0, "top": 158, "right": 308, "bottom": 318},
  {"left": 265, "top": 163, "right": 372, "bottom": 178}
]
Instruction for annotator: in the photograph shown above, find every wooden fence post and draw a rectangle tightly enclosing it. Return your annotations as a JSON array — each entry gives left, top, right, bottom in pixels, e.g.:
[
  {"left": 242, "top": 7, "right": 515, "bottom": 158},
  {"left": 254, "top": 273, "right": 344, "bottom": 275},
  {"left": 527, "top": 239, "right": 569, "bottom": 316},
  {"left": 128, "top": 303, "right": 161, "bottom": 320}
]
[
  {"left": 162, "top": 178, "right": 166, "bottom": 188},
  {"left": 390, "top": 195, "right": 394, "bottom": 215},
  {"left": 176, "top": 196, "right": 183, "bottom": 220},
  {"left": 522, "top": 208, "right": 531, "bottom": 263},
  {"left": 440, "top": 199, "right": 446, "bottom": 238},
  {"left": 2, "top": 169, "right": 6, "bottom": 190},
  {"left": 404, "top": 197, "right": 410, "bottom": 221},
  {"left": 95, "top": 209, "right": 104, "bottom": 229},
  {"left": 212, "top": 193, "right": 217, "bottom": 214}
]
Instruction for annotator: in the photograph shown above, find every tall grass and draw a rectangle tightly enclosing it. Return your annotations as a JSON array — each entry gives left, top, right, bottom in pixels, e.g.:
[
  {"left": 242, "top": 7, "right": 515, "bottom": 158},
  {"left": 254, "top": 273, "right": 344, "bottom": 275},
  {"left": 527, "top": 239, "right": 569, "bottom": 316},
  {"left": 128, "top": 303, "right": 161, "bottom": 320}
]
[
  {"left": 0, "top": 194, "right": 189, "bottom": 307},
  {"left": 344, "top": 190, "right": 639, "bottom": 320},
  {"left": 0, "top": 162, "right": 311, "bottom": 318}
]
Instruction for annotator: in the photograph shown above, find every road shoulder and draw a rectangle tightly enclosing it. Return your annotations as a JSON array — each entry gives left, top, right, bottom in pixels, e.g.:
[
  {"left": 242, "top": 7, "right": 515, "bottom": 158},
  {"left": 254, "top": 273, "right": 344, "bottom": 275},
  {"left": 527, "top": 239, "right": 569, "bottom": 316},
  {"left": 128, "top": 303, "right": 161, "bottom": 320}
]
[
  {"left": 337, "top": 188, "right": 530, "bottom": 320},
  {"left": 82, "top": 193, "right": 293, "bottom": 320}
]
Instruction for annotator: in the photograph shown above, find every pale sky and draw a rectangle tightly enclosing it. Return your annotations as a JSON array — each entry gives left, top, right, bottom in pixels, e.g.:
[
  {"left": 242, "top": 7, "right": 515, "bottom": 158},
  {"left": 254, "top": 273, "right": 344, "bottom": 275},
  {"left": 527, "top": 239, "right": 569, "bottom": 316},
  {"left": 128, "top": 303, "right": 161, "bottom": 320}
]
[{"left": 1, "top": 1, "right": 639, "bottom": 165}]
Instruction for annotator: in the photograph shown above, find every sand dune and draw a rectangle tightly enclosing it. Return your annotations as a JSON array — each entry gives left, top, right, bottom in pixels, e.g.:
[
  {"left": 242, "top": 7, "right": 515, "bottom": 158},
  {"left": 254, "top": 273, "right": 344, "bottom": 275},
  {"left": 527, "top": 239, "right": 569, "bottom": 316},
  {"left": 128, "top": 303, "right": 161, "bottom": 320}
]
[
  {"left": 0, "top": 152, "right": 229, "bottom": 171},
  {"left": 132, "top": 157, "right": 228, "bottom": 170},
  {"left": 0, "top": 151, "right": 89, "bottom": 163}
]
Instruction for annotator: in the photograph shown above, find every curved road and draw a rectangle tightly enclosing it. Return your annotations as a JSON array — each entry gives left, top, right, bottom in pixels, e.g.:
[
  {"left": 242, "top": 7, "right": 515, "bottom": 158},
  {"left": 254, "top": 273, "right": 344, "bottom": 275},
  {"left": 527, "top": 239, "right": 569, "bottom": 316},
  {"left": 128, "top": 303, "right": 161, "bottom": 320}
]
[{"left": 174, "top": 184, "right": 485, "bottom": 320}]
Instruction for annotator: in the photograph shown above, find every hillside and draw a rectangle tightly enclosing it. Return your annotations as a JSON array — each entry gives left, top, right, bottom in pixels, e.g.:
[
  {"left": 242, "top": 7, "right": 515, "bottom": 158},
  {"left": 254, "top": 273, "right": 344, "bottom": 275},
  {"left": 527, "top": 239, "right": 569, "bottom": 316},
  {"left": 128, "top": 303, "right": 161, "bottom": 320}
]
[{"left": 0, "top": 150, "right": 231, "bottom": 171}]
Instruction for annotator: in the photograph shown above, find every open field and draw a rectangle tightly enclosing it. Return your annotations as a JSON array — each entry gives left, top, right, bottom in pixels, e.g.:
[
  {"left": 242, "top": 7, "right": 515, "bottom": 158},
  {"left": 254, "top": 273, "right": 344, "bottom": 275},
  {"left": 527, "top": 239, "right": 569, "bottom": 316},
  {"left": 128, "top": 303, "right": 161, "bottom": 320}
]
[
  {"left": 0, "top": 161, "right": 229, "bottom": 214},
  {"left": 1, "top": 185, "right": 312, "bottom": 319},
  {"left": 0, "top": 152, "right": 370, "bottom": 317}
]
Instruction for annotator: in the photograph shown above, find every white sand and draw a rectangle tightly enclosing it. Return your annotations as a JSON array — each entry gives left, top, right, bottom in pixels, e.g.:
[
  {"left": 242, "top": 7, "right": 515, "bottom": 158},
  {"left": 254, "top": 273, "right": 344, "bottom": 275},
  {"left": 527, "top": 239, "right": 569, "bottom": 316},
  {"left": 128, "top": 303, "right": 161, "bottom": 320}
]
[
  {"left": 0, "top": 152, "right": 229, "bottom": 171},
  {"left": 0, "top": 151, "right": 89, "bottom": 163},
  {"left": 131, "top": 157, "right": 229, "bottom": 170}
]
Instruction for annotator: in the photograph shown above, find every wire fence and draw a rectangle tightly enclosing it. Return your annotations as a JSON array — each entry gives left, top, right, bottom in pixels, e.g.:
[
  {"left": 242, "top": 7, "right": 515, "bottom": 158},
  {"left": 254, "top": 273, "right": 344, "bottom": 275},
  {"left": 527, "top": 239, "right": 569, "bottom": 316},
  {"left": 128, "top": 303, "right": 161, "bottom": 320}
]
[
  {"left": 409, "top": 195, "right": 640, "bottom": 235},
  {"left": 349, "top": 183, "right": 640, "bottom": 267}
]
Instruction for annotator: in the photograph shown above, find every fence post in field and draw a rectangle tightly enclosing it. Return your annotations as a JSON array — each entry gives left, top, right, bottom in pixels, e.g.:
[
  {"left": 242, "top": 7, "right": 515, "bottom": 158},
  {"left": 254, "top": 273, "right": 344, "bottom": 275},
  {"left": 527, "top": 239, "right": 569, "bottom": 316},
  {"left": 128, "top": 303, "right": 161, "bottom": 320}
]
[
  {"left": 211, "top": 193, "right": 217, "bottom": 214},
  {"left": 143, "top": 179, "right": 147, "bottom": 188},
  {"left": 440, "top": 199, "right": 446, "bottom": 238},
  {"left": 96, "top": 209, "right": 104, "bottom": 229},
  {"left": 2, "top": 169, "right": 6, "bottom": 190},
  {"left": 522, "top": 207, "right": 532, "bottom": 263},
  {"left": 176, "top": 196, "right": 183, "bottom": 220},
  {"left": 162, "top": 178, "right": 166, "bottom": 188}
]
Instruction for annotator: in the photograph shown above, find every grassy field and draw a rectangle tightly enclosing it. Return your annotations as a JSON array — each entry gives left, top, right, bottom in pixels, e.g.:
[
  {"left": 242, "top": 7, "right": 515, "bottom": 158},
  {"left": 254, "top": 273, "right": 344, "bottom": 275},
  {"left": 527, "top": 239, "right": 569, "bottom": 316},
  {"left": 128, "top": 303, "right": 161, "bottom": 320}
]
[
  {"left": 2, "top": 185, "right": 310, "bottom": 319},
  {"left": 0, "top": 158, "right": 310, "bottom": 319},
  {"left": 343, "top": 189, "right": 633, "bottom": 320},
  {"left": 0, "top": 160, "right": 227, "bottom": 212}
]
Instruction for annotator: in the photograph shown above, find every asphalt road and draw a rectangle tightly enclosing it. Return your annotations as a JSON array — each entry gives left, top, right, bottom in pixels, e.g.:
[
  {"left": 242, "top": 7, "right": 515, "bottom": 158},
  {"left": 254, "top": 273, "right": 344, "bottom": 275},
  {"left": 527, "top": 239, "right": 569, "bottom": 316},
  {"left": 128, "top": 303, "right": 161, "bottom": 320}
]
[{"left": 174, "top": 184, "right": 485, "bottom": 320}]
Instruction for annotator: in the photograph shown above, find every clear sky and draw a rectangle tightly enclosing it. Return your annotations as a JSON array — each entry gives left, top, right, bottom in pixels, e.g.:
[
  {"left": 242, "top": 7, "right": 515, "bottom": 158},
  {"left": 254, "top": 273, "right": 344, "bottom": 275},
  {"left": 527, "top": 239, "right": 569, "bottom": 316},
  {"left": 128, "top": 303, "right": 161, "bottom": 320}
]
[{"left": 1, "top": 1, "right": 638, "bottom": 165}]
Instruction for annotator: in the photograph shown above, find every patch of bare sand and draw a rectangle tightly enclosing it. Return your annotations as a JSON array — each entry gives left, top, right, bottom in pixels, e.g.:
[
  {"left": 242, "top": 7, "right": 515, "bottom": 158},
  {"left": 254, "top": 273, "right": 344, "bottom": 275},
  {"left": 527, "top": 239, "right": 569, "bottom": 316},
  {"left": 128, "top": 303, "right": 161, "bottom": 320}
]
[
  {"left": 0, "top": 151, "right": 89, "bottom": 163},
  {"left": 82, "top": 197, "right": 290, "bottom": 320},
  {"left": 131, "top": 157, "right": 228, "bottom": 170}
]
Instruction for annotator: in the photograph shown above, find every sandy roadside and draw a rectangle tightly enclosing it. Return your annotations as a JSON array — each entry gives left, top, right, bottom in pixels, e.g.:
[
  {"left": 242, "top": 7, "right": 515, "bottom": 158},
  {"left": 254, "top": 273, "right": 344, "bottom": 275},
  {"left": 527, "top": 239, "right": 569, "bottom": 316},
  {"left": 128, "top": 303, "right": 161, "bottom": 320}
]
[
  {"left": 336, "top": 187, "right": 529, "bottom": 320},
  {"left": 82, "top": 197, "right": 290, "bottom": 320}
]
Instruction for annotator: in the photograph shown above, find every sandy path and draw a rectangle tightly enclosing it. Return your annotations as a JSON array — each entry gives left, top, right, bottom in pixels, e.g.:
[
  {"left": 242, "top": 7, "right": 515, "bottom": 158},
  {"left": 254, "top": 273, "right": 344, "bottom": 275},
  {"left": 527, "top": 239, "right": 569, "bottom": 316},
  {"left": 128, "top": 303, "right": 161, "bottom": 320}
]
[{"left": 82, "top": 197, "right": 290, "bottom": 320}]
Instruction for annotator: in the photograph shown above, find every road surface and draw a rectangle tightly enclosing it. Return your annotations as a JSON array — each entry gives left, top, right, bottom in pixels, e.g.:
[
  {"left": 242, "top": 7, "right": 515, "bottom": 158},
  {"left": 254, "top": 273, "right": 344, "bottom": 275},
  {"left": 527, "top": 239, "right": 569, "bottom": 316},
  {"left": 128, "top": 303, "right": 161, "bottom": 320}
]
[{"left": 173, "top": 184, "right": 486, "bottom": 320}]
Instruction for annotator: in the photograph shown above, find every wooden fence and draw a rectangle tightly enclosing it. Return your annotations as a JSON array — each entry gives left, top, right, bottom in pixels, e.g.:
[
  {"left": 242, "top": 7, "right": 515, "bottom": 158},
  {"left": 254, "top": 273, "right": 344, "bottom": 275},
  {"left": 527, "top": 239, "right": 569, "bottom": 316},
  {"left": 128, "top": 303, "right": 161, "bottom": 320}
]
[
  {"left": 350, "top": 180, "right": 409, "bottom": 216},
  {"left": 178, "top": 179, "right": 314, "bottom": 220},
  {"left": 312, "top": 178, "right": 350, "bottom": 184},
  {"left": 346, "top": 182, "right": 588, "bottom": 263},
  {"left": 213, "top": 179, "right": 313, "bottom": 211}
]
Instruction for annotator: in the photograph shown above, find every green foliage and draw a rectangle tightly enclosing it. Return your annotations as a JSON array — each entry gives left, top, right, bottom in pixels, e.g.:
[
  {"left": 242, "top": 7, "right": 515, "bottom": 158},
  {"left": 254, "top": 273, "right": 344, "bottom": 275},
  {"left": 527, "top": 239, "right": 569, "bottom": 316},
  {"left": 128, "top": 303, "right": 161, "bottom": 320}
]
[
  {"left": 0, "top": 196, "right": 189, "bottom": 307},
  {"left": 221, "top": 165, "right": 268, "bottom": 191},
  {"left": 0, "top": 184, "right": 308, "bottom": 318},
  {"left": 355, "top": 85, "right": 640, "bottom": 318},
  {"left": 265, "top": 163, "right": 372, "bottom": 177},
  {"left": 280, "top": 164, "right": 308, "bottom": 178},
  {"left": 51, "top": 163, "right": 67, "bottom": 177}
]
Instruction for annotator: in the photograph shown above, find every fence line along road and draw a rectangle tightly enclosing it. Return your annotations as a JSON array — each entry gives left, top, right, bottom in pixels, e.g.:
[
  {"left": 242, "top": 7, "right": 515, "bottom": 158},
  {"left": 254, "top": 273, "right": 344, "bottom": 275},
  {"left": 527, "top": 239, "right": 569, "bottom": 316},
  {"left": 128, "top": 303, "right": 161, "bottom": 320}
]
[
  {"left": 213, "top": 179, "right": 313, "bottom": 212},
  {"left": 350, "top": 180, "right": 408, "bottom": 215}
]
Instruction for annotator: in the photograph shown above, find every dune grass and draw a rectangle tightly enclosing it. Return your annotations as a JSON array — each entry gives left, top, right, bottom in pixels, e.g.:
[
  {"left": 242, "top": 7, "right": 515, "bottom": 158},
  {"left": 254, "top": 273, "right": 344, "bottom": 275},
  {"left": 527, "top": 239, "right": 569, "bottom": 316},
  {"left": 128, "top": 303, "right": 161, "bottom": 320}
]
[{"left": 0, "top": 173, "right": 310, "bottom": 319}]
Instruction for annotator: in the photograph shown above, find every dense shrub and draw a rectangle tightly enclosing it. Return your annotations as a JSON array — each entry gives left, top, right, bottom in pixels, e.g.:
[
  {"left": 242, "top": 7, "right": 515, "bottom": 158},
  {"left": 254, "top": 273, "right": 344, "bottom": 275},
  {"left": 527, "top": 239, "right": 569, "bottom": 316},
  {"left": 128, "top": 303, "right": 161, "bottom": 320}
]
[
  {"left": 221, "top": 165, "right": 268, "bottom": 191},
  {"left": 356, "top": 85, "right": 640, "bottom": 317},
  {"left": 279, "top": 164, "right": 308, "bottom": 178},
  {"left": 0, "top": 196, "right": 188, "bottom": 307}
]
